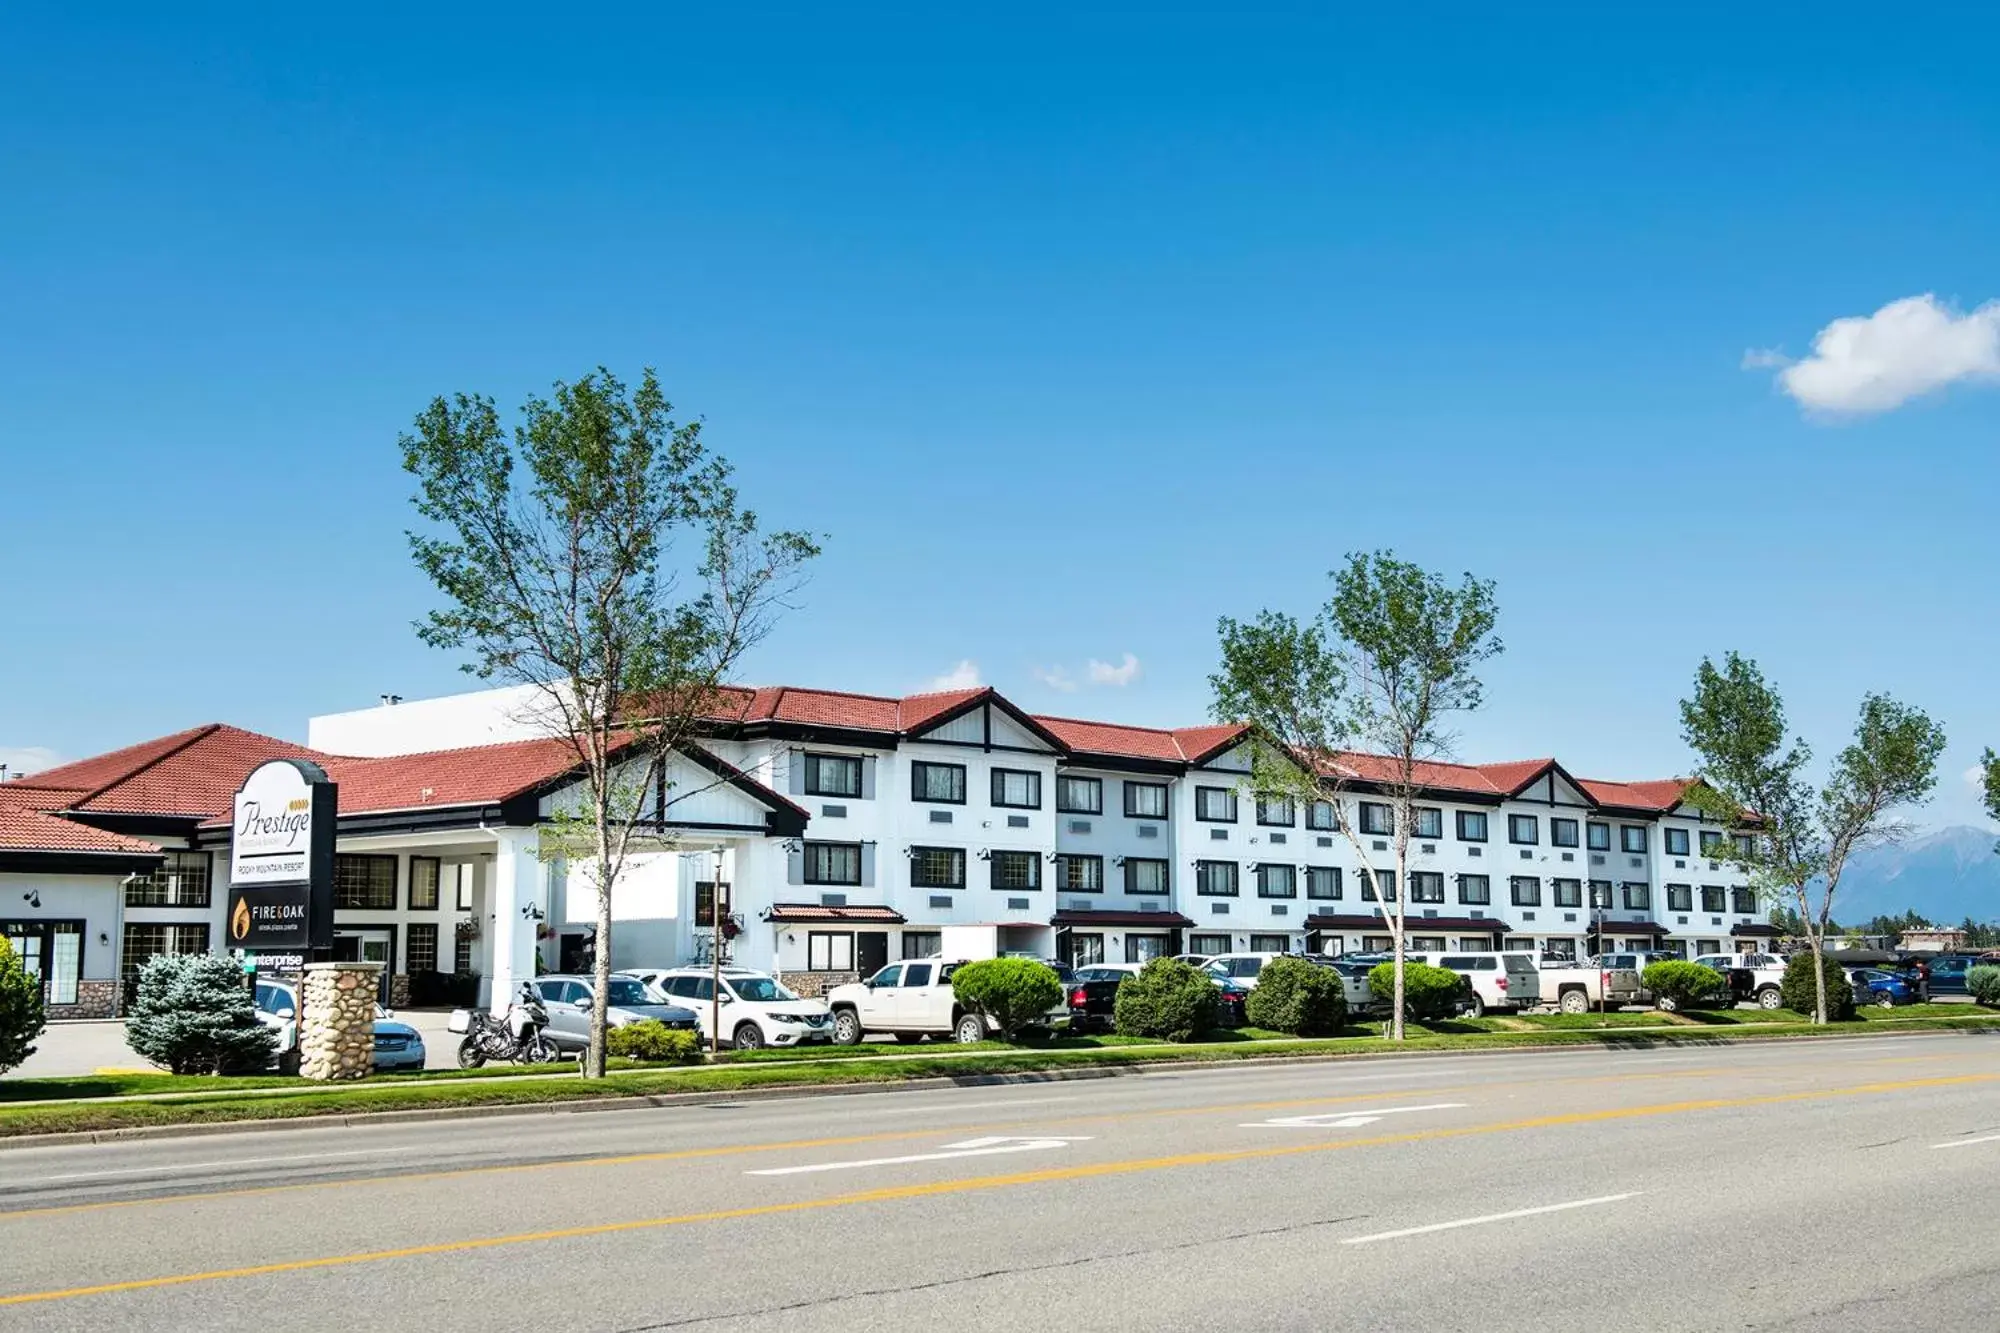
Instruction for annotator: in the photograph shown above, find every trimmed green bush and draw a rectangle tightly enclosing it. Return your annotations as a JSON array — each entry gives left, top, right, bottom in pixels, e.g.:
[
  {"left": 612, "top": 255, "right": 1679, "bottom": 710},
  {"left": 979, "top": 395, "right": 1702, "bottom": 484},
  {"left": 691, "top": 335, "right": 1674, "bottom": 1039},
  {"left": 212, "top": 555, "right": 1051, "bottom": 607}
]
[
  {"left": 1244, "top": 957, "right": 1348, "bottom": 1036},
  {"left": 1114, "top": 958, "right": 1220, "bottom": 1042},
  {"left": 950, "top": 958, "right": 1064, "bottom": 1041},
  {"left": 606, "top": 1020, "right": 701, "bottom": 1063},
  {"left": 0, "top": 937, "right": 44, "bottom": 1075},
  {"left": 1369, "top": 961, "right": 1463, "bottom": 1022},
  {"left": 1779, "top": 951, "right": 1855, "bottom": 1021},
  {"left": 125, "top": 953, "right": 279, "bottom": 1075},
  {"left": 1643, "top": 960, "right": 1731, "bottom": 1010},
  {"left": 1967, "top": 965, "right": 2000, "bottom": 1007}
]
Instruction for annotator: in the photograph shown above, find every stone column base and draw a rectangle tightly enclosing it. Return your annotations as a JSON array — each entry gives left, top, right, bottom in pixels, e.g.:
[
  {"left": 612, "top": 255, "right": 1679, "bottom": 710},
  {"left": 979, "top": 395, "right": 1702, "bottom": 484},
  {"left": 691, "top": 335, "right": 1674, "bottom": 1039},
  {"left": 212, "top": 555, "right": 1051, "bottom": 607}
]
[{"left": 300, "top": 962, "right": 382, "bottom": 1080}]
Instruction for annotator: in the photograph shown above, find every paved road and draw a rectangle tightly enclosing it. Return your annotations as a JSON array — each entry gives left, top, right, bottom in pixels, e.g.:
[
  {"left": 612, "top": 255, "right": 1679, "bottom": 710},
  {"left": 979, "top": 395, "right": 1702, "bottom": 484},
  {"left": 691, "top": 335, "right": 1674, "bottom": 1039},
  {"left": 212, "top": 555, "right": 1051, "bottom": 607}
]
[{"left": 3, "top": 1033, "right": 1999, "bottom": 1330}]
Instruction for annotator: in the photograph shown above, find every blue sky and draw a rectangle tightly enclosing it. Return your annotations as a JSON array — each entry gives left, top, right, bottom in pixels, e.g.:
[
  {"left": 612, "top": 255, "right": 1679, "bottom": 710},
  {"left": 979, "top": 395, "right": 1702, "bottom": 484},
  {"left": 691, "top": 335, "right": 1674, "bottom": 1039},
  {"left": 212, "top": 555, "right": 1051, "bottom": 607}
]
[{"left": 3, "top": 6, "right": 1996, "bottom": 824}]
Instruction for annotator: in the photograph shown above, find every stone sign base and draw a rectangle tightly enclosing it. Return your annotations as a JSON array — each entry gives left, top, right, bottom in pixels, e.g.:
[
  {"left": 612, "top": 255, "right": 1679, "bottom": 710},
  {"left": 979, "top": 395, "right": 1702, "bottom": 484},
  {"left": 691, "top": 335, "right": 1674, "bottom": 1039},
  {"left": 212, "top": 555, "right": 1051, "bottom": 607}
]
[{"left": 300, "top": 961, "right": 381, "bottom": 1081}]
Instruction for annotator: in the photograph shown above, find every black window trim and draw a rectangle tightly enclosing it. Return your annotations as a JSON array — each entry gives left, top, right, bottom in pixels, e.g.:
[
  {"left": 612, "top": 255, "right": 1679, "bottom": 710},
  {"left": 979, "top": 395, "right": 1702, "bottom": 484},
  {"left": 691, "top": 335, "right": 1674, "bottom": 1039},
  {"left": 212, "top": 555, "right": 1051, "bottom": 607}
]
[
  {"left": 1549, "top": 818, "right": 1580, "bottom": 849},
  {"left": 803, "top": 840, "right": 864, "bottom": 887},
  {"left": 1254, "top": 795, "right": 1296, "bottom": 828},
  {"left": 910, "top": 761, "right": 968, "bottom": 806},
  {"left": 909, "top": 845, "right": 967, "bottom": 889},
  {"left": 1056, "top": 853, "right": 1103, "bottom": 893},
  {"left": 1359, "top": 802, "right": 1395, "bottom": 837},
  {"left": 1194, "top": 786, "right": 1238, "bottom": 823},
  {"left": 1123, "top": 781, "right": 1170, "bottom": 820},
  {"left": 1414, "top": 806, "right": 1445, "bottom": 840},
  {"left": 1586, "top": 821, "right": 1611, "bottom": 851},
  {"left": 1255, "top": 863, "right": 1298, "bottom": 899},
  {"left": 1508, "top": 813, "right": 1539, "bottom": 846},
  {"left": 1456, "top": 810, "right": 1488, "bottom": 843},
  {"left": 990, "top": 767, "right": 1043, "bottom": 810},
  {"left": 1123, "top": 857, "right": 1170, "bottom": 895},
  {"left": 1194, "top": 859, "right": 1240, "bottom": 896},
  {"left": 803, "top": 751, "right": 865, "bottom": 799},
  {"left": 1056, "top": 775, "right": 1103, "bottom": 815}
]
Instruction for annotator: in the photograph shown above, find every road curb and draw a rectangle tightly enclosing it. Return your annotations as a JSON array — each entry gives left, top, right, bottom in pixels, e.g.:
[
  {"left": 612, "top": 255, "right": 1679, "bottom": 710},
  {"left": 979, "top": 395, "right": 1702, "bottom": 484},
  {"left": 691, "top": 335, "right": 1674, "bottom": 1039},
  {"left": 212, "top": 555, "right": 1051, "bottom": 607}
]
[{"left": 1, "top": 1021, "right": 1989, "bottom": 1150}]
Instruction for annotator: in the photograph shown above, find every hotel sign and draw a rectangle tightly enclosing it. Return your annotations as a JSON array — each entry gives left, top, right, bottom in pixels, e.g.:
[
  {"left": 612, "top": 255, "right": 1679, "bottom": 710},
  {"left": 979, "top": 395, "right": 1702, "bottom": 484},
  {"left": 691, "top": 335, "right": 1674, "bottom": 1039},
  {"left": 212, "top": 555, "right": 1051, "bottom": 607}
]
[{"left": 226, "top": 759, "right": 336, "bottom": 951}]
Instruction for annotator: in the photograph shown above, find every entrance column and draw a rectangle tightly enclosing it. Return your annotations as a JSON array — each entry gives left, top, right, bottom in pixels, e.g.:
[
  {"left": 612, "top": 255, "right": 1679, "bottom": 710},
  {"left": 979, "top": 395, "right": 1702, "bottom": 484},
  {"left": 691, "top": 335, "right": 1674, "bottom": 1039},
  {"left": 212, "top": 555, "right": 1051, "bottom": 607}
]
[{"left": 488, "top": 828, "right": 543, "bottom": 1014}]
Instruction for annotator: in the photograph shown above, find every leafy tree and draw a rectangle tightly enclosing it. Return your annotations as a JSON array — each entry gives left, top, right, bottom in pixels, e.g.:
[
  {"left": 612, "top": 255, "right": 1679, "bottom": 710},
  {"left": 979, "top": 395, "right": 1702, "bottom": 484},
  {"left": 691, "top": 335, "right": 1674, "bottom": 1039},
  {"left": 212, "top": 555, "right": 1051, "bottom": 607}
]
[
  {"left": 125, "top": 953, "right": 278, "bottom": 1075},
  {"left": 0, "top": 937, "right": 44, "bottom": 1074},
  {"left": 1681, "top": 654, "right": 1944, "bottom": 1023},
  {"left": 1212, "top": 550, "right": 1500, "bottom": 1040},
  {"left": 1114, "top": 959, "right": 1220, "bottom": 1042},
  {"left": 1367, "top": 960, "right": 1463, "bottom": 1023},
  {"left": 1642, "top": 960, "right": 1729, "bottom": 1011},
  {"left": 948, "top": 959, "right": 1062, "bottom": 1042},
  {"left": 403, "top": 368, "right": 817, "bottom": 1077},
  {"left": 1243, "top": 957, "right": 1347, "bottom": 1035},
  {"left": 1779, "top": 951, "right": 1854, "bottom": 1021}
]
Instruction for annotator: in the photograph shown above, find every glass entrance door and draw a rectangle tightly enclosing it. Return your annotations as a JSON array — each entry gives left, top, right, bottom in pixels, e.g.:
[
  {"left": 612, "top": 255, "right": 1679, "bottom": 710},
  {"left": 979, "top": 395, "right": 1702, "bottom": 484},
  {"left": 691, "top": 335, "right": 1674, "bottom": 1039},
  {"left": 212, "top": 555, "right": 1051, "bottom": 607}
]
[
  {"left": 1, "top": 921, "right": 82, "bottom": 1005},
  {"left": 333, "top": 928, "right": 394, "bottom": 1003}
]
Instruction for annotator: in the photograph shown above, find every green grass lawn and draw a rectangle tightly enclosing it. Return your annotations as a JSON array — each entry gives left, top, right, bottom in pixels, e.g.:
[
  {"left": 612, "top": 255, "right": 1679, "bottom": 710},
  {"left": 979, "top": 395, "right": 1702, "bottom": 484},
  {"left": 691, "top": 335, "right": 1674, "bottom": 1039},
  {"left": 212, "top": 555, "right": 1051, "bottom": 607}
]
[{"left": 8, "top": 1010, "right": 2000, "bottom": 1140}]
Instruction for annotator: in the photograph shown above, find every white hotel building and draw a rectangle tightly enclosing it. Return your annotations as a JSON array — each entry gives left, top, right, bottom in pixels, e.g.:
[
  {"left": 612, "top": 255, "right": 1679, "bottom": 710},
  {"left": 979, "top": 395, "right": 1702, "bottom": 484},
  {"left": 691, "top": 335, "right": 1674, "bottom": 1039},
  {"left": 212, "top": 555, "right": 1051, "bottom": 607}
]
[{"left": 0, "top": 680, "right": 1769, "bottom": 1017}]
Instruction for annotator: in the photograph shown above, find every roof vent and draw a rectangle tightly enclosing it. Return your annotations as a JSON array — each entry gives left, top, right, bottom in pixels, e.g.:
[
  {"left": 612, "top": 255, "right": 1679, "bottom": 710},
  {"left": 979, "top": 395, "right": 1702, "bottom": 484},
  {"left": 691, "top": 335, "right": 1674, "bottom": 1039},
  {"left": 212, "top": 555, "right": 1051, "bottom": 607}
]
[{"left": 380, "top": 694, "right": 403, "bottom": 707}]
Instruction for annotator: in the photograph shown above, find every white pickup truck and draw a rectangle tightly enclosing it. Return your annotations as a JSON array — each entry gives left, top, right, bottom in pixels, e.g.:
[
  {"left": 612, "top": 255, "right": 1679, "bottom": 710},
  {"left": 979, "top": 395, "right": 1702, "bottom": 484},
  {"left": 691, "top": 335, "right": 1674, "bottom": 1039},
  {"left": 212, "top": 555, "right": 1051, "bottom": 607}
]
[
  {"left": 1536, "top": 960, "right": 1645, "bottom": 1013},
  {"left": 825, "top": 959, "right": 1070, "bottom": 1045},
  {"left": 1691, "top": 952, "right": 1788, "bottom": 1010}
]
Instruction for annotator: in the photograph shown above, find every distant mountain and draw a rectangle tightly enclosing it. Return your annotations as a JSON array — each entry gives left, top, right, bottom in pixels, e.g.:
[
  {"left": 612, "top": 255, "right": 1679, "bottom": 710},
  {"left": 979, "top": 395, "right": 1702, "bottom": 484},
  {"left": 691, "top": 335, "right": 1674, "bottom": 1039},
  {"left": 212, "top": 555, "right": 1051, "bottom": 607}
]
[{"left": 1834, "top": 826, "right": 2000, "bottom": 926}]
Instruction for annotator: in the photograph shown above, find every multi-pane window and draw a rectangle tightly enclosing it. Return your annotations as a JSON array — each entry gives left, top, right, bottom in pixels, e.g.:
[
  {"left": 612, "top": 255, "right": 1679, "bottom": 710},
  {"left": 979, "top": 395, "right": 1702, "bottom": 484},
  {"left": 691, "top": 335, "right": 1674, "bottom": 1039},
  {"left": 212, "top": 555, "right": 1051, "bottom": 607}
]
[
  {"left": 1362, "top": 870, "right": 1397, "bottom": 903},
  {"left": 1667, "top": 883, "right": 1693, "bottom": 912},
  {"left": 1550, "top": 818, "right": 1580, "bottom": 849},
  {"left": 124, "top": 852, "right": 212, "bottom": 907},
  {"left": 1414, "top": 807, "right": 1444, "bottom": 840},
  {"left": 1700, "top": 830, "right": 1724, "bottom": 855},
  {"left": 911, "top": 762, "right": 967, "bottom": 804},
  {"left": 1553, "top": 879, "right": 1582, "bottom": 908},
  {"left": 1359, "top": 803, "right": 1394, "bottom": 836},
  {"left": 991, "top": 769, "right": 1042, "bottom": 809},
  {"left": 991, "top": 850, "right": 1040, "bottom": 891},
  {"left": 1510, "top": 876, "right": 1542, "bottom": 907},
  {"left": 1195, "top": 787, "right": 1237, "bottom": 822},
  {"left": 1623, "top": 882, "right": 1652, "bottom": 910},
  {"left": 1125, "top": 782, "right": 1169, "bottom": 819},
  {"left": 804, "top": 753, "right": 863, "bottom": 798},
  {"left": 1195, "top": 861, "right": 1239, "bottom": 896},
  {"left": 1057, "top": 776, "right": 1102, "bottom": 814},
  {"left": 1307, "top": 800, "right": 1335, "bottom": 831},
  {"left": 1620, "top": 825, "right": 1648, "bottom": 854},
  {"left": 406, "top": 923, "right": 440, "bottom": 975},
  {"left": 1700, "top": 885, "right": 1726, "bottom": 913},
  {"left": 1249, "top": 934, "right": 1291, "bottom": 954},
  {"left": 1409, "top": 935, "right": 1447, "bottom": 952},
  {"left": 333, "top": 855, "right": 397, "bottom": 910},
  {"left": 1125, "top": 858, "right": 1169, "bottom": 895},
  {"left": 1306, "top": 867, "right": 1341, "bottom": 900},
  {"left": 805, "top": 842, "right": 862, "bottom": 886},
  {"left": 1256, "top": 864, "right": 1297, "bottom": 898},
  {"left": 1508, "top": 814, "right": 1539, "bottom": 845},
  {"left": 1733, "top": 833, "right": 1756, "bottom": 857},
  {"left": 902, "top": 931, "right": 943, "bottom": 960},
  {"left": 1589, "top": 880, "right": 1613, "bottom": 909},
  {"left": 1055, "top": 854, "right": 1103, "bottom": 893},
  {"left": 408, "top": 856, "right": 441, "bottom": 910},
  {"left": 1587, "top": 822, "right": 1611, "bottom": 851},
  {"left": 910, "top": 847, "right": 965, "bottom": 889},
  {"left": 455, "top": 928, "right": 474, "bottom": 974},
  {"left": 1458, "top": 874, "right": 1491, "bottom": 905},
  {"left": 1457, "top": 810, "right": 1488, "bottom": 842},
  {"left": 807, "top": 932, "right": 855, "bottom": 971},
  {"left": 1255, "top": 796, "right": 1295, "bottom": 827},
  {"left": 120, "top": 922, "right": 208, "bottom": 994},
  {"left": 1189, "top": 933, "right": 1231, "bottom": 956},
  {"left": 1409, "top": 871, "right": 1445, "bottom": 904},
  {"left": 1664, "top": 828, "right": 1691, "bottom": 857},
  {"left": 1731, "top": 887, "right": 1757, "bottom": 915}
]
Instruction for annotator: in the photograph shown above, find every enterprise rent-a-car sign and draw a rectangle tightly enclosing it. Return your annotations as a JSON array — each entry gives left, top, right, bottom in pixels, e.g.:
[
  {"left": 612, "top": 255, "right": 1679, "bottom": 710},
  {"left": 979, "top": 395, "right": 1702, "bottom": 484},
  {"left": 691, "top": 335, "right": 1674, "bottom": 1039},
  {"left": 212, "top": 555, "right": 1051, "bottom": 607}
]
[{"left": 226, "top": 759, "right": 336, "bottom": 952}]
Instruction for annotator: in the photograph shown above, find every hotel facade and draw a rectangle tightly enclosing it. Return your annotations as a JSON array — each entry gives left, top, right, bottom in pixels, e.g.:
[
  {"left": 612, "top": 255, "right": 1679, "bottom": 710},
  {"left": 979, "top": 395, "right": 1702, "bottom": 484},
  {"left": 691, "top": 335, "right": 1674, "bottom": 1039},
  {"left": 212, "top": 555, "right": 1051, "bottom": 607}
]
[{"left": 0, "top": 680, "right": 1768, "bottom": 1017}]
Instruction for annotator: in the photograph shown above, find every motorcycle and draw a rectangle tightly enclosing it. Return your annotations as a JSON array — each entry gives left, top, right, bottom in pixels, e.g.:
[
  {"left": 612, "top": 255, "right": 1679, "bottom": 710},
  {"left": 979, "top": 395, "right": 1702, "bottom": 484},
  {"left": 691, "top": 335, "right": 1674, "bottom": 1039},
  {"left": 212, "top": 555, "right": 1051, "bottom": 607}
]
[{"left": 449, "top": 983, "right": 561, "bottom": 1067}]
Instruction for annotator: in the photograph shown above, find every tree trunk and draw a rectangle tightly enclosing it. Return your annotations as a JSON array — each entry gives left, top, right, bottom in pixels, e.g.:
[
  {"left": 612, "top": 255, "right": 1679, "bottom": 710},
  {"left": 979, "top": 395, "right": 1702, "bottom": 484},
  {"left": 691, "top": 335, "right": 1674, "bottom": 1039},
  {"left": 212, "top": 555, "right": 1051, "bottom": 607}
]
[
  {"left": 1390, "top": 838, "right": 1409, "bottom": 1042},
  {"left": 587, "top": 826, "right": 613, "bottom": 1078}
]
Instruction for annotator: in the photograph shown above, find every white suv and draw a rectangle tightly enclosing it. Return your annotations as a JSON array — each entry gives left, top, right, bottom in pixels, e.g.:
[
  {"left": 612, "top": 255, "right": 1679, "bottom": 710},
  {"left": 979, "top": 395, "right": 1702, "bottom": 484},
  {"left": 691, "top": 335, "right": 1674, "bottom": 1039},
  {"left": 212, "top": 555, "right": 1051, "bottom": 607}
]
[
  {"left": 619, "top": 968, "right": 833, "bottom": 1050},
  {"left": 1199, "top": 953, "right": 1295, "bottom": 989},
  {"left": 824, "top": 959, "right": 1071, "bottom": 1045},
  {"left": 1410, "top": 951, "right": 1542, "bottom": 1016}
]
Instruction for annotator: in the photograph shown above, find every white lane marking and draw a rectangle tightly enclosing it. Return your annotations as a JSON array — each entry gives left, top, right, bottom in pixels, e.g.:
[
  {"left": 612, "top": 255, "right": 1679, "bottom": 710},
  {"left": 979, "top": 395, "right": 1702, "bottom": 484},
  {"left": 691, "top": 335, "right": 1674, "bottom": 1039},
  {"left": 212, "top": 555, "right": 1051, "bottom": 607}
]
[
  {"left": 1341, "top": 1192, "right": 1640, "bottom": 1245},
  {"left": 1243, "top": 1103, "right": 1467, "bottom": 1130},
  {"left": 866, "top": 1095, "right": 1084, "bottom": 1116},
  {"left": 29, "top": 1145, "right": 432, "bottom": 1183},
  {"left": 747, "top": 1136, "right": 1092, "bottom": 1177},
  {"left": 1932, "top": 1133, "right": 2000, "bottom": 1151}
]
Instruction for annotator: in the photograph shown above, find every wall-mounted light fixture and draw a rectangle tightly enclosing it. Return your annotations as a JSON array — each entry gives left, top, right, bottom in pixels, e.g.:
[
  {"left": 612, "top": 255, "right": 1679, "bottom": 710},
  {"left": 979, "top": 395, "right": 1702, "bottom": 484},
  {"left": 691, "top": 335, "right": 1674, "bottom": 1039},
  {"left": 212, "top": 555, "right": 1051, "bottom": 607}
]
[
  {"left": 20, "top": 891, "right": 39, "bottom": 909},
  {"left": 520, "top": 904, "right": 545, "bottom": 922}
]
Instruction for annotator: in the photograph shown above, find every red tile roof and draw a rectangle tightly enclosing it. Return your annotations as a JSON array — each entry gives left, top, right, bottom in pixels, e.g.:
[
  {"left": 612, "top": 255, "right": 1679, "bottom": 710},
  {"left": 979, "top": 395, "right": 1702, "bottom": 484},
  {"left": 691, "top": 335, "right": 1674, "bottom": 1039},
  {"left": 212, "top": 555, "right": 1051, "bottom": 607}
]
[
  {"left": 12, "top": 724, "right": 324, "bottom": 819},
  {"left": 707, "top": 685, "right": 988, "bottom": 734},
  {"left": 1577, "top": 778, "right": 1694, "bottom": 812},
  {"left": 1031, "top": 716, "right": 1250, "bottom": 764},
  {"left": 0, "top": 786, "right": 163, "bottom": 856}
]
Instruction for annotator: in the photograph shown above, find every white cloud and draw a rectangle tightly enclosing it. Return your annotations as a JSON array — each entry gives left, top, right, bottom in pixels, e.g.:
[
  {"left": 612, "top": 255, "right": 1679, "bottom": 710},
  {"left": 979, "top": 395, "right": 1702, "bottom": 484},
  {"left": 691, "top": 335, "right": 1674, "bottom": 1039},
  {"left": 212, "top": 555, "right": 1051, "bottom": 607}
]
[
  {"left": 1752, "top": 293, "right": 2000, "bottom": 416},
  {"left": 0, "top": 746, "right": 65, "bottom": 778},
  {"left": 1086, "top": 653, "right": 1142, "bottom": 687},
  {"left": 1031, "top": 665, "right": 1079, "bottom": 693},
  {"left": 1965, "top": 764, "right": 1988, "bottom": 790},
  {"left": 925, "top": 659, "right": 981, "bottom": 691}
]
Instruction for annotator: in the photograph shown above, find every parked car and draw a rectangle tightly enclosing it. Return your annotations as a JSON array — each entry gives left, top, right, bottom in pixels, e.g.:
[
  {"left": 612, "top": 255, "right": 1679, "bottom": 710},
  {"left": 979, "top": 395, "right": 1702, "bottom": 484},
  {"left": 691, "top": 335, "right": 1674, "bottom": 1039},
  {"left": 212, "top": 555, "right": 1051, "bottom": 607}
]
[
  {"left": 1199, "top": 952, "right": 1306, "bottom": 988},
  {"left": 1410, "top": 952, "right": 1542, "bottom": 1017},
  {"left": 619, "top": 967, "right": 834, "bottom": 1049},
  {"left": 253, "top": 980, "right": 427, "bottom": 1073},
  {"left": 1307, "top": 957, "right": 1382, "bottom": 1016},
  {"left": 1537, "top": 959, "right": 1644, "bottom": 1013},
  {"left": 1068, "top": 963, "right": 1251, "bottom": 1030},
  {"left": 1849, "top": 967, "right": 1918, "bottom": 1008},
  {"left": 531, "top": 974, "right": 700, "bottom": 1052},
  {"left": 825, "top": 958, "right": 1071, "bottom": 1045},
  {"left": 1923, "top": 954, "right": 1989, "bottom": 998},
  {"left": 1690, "top": 953, "right": 1785, "bottom": 1009},
  {"left": 1590, "top": 952, "right": 1682, "bottom": 1004}
]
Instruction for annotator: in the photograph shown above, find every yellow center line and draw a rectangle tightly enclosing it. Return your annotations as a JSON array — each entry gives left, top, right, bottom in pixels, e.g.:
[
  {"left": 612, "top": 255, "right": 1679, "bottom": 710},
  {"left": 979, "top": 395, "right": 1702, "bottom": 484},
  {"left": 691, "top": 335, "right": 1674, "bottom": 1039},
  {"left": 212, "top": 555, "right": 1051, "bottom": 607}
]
[
  {"left": 0, "top": 1055, "right": 1940, "bottom": 1222},
  {"left": 2, "top": 1069, "right": 1992, "bottom": 1309}
]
